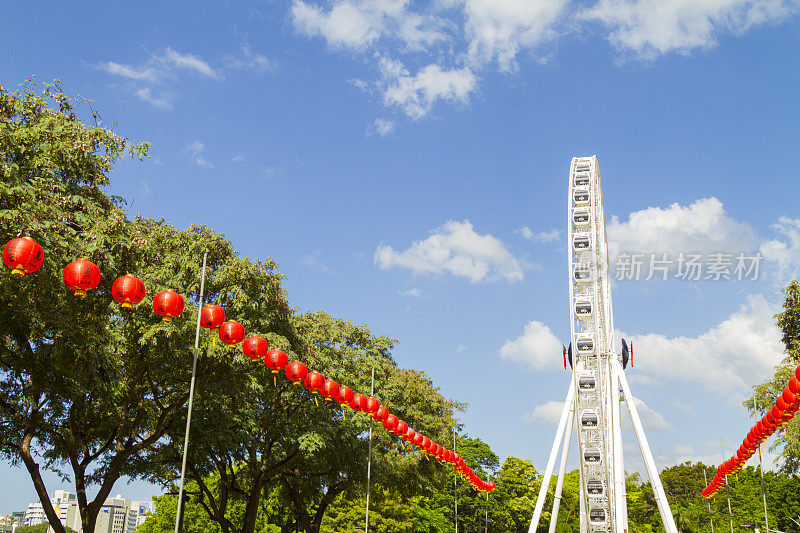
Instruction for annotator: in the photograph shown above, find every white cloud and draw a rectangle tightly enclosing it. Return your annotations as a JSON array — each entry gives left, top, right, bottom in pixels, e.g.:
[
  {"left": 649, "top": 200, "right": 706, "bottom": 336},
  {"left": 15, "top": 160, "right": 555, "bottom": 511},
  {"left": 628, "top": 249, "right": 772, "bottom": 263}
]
[
  {"left": 100, "top": 48, "right": 220, "bottom": 83},
  {"left": 228, "top": 45, "right": 275, "bottom": 72},
  {"left": 517, "top": 226, "right": 560, "bottom": 242},
  {"left": 135, "top": 88, "right": 173, "bottom": 110},
  {"left": 99, "top": 61, "right": 158, "bottom": 83},
  {"left": 622, "top": 397, "right": 674, "bottom": 432},
  {"left": 499, "top": 320, "right": 563, "bottom": 368},
  {"left": 375, "top": 219, "right": 525, "bottom": 282},
  {"left": 301, "top": 250, "right": 331, "bottom": 273},
  {"left": 525, "top": 400, "right": 564, "bottom": 424},
  {"left": 379, "top": 56, "right": 477, "bottom": 119},
  {"left": 460, "top": 0, "right": 569, "bottom": 71},
  {"left": 760, "top": 216, "right": 800, "bottom": 281},
  {"left": 626, "top": 374, "right": 662, "bottom": 388},
  {"left": 187, "top": 141, "right": 212, "bottom": 168},
  {"left": 619, "top": 293, "right": 784, "bottom": 397},
  {"left": 373, "top": 118, "right": 395, "bottom": 136},
  {"left": 399, "top": 287, "right": 424, "bottom": 297},
  {"left": 580, "top": 0, "right": 800, "bottom": 58},
  {"left": 163, "top": 48, "right": 221, "bottom": 79},
  {"left": 290, "top": 0, "right": 447, "bottom": 51},
  {"left": 607, "top": 197, "right": 759, "bottom": 260},
  {"left": 99, "top": 48, "right": 220, "bottom": 108}
]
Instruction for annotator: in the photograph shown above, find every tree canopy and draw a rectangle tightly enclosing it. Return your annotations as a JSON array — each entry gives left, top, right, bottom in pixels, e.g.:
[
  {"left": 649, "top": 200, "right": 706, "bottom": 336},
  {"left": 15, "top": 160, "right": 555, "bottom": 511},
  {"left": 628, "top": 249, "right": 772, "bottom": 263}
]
[{"left": 1, "top": 80, "right": 467, "bottom": 533}]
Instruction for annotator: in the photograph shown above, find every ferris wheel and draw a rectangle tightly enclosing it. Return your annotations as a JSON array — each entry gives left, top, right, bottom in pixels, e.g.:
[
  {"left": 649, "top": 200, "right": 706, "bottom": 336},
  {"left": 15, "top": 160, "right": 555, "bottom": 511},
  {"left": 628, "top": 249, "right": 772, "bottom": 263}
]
[{"left": 528, "top": 156, "right": 679, "bottom": 533}]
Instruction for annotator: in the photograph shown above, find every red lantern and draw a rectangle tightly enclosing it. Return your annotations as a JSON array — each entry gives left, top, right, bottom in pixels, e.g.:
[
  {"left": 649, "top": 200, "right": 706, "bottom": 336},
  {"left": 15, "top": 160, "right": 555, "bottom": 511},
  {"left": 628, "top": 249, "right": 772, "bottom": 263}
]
[
  {"left": 413, "top": 433, "right": 424, "bottom": 447},
  {"left": 219, "top": 320, "right": 245, "bottom": 347},
  {"left": 153, "top": 290, "right": 185, "bottom": 321},
  {"left": 350, "top": 393, "right": 367, "bottom": 412},
  {"left": 3, "top": 237, "right": 44, "bottom": 277},
  {"left": 383, "top": 414, "right": 399, "bottom": 431},
  {"left": 200, "top": 304, "right": 225, "bottom": 330},
  {"left": 420, "top": 436, "right": 431, "bottom": 450},
  {"left": 242, "top": 336, "right": 268, "bottom": 362},
  {"left": 322, "top": 379, "right": 340, "bottom": 401},
  {"left": 784, "top": 387, "right": 798, "bottom": 408},
  {"left": 112, "top": 275, "right": 146, "bottom": 308},
  {"left": 365, "top": 397, "right": 380, "bottom": 418},
  {"left": 63, "top": 259, "right": 101, "bottom": 296},
  {"left": 404, "top": 428, "right": 416, "bottom": 441},
  {"left": 304, "top": 371, "right": 325, "bottom": 405},
  {"left": 796, "top": 365, "right": 800, "bottom": 382},
  {"left": 265, "top": 349, "right": 289, "bottom": 374},
  {"left": 374, "top": 406, "right": 388, "bottom": 423},
  {"left": 394, "top": 420, "right": 408, "bottom": 436},
  {"left": 285, "top": 361, "right": 307, "bottom": 385},
  {"left": 425, "top": 440, "right": 436, "bottom": 454},
  {"left": 336, "top": 386, "right": 354, "bottom": 409},
  {"left": 791, "top": 377, "right": 800, "bottom": 395}
]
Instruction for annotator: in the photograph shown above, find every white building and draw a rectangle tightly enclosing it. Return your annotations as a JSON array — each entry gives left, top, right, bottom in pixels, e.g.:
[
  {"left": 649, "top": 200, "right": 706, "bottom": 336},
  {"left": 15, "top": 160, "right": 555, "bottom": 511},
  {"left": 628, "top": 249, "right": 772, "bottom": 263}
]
[
  {"left": 24, "top": 490, "right": 75, "bottom": 526},
  {"left": 23, "top": 491, "right": 154, "bottom": 533}
]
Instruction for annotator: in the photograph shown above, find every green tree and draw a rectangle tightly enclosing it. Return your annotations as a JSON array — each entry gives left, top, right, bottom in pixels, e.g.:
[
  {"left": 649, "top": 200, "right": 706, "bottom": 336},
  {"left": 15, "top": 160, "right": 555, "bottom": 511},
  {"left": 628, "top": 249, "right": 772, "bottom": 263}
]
[
  {"left": 747, "top": 280, "right": 800, "bottom": 474},
  {"left": 0, "top": 80, "right": 293, "bottom": 533}
]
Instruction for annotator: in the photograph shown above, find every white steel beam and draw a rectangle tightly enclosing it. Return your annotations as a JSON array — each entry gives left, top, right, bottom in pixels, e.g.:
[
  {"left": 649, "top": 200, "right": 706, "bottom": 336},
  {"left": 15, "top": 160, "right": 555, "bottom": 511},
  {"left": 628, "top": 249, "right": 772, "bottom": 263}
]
[
  {"left": 618, "top": 367, "right": 678, "bottom": 533},
  {"left": 528, "top": 381, "right": 576, "bottom": 533}
]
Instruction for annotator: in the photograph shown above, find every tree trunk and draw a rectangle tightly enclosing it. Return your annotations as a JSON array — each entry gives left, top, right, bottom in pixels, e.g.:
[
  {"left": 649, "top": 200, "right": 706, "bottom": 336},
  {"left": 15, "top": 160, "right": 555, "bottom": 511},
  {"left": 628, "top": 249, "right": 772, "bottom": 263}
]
[
  {"left": 241, "top": 473, "right": 265, "bottom": 533},
  {"left": 20, "top": 433, "right": 66, "bottom": 533}
]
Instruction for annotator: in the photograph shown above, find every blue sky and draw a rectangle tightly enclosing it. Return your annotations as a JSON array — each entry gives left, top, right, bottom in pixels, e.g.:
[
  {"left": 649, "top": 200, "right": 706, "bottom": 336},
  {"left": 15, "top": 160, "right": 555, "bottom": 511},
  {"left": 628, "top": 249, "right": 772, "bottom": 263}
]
[{"left": 2, "top": 0, "right": 800, "bottom": 516}]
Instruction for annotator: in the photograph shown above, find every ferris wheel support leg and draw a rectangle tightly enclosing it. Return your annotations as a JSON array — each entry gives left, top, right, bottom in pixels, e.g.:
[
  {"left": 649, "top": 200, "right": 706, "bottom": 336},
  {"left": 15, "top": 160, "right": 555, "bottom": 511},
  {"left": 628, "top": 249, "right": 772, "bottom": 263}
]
[
  {"left": 611, "top": 362, "right": 627, "bottom": 533},
  {"left": 618, "top": 368, "right": 678, "bottom": 533},
  {"left": 528, "top": 380, "right": 576, "bottom": 533},
  {"left": 547, "top": 396, "right": 575, "bottom": 533}
]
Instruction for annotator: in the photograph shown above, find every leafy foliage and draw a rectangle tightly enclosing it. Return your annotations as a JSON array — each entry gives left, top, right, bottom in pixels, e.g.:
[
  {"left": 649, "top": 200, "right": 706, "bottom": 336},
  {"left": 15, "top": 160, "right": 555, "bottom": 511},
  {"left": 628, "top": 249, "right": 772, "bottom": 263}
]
[{"left": 747, "top": 280, "right": 800, "bottom": 474}]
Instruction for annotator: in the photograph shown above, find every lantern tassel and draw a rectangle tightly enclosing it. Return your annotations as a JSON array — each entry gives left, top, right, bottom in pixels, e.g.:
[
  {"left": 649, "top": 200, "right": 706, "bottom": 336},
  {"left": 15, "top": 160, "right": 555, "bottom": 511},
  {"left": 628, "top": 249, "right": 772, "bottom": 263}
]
[
  {"left": 314, "top": 395, "right": 319, "bottom": 407},
  {"left": 273, "top": 374, "right": 277, "bottom": 388},
  {"left": 342, "top": 406, "right": 346, "bottom": 421}
]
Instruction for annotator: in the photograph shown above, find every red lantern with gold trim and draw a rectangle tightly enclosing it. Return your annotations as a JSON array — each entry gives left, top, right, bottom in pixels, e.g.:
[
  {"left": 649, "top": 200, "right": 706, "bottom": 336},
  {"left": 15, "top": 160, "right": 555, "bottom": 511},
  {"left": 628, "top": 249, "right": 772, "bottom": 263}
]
[
  {"left": 3, "top": 237, "right": 44, "bottom": 277},
  {"left": 112, "top": 275, "right": 146, "bottom": 308},
  {"left": 63, "top": 259, "right": 101, "bottom": 296},
  {"left": 242, "top": 336, "right": 268, "bottom": 362},
  {"left": 383, "top": 413, "right": 399, "bottom": 431},
  {"left": 350, "top": 393, "right": 367, "bottom": 412},
  {"left": 322, "top": 379, "right": 339, "bottom": 402},
  {"left": 304, "top": 371, "right": 325, "bottom": 393},
  {"left": 394, "top": 420, "right": 408, "bottom": 436},
  {"left": 365, "top": 397, "right": 380, "bottom": 418},
  {"left": 285, "top": 361, "right": 307, "bottom": 385},
  {"left": 374, "top": 405, "right": 388, "bottom": 423},
  {"left": 200, "top": 304, "right": 225, "bottom": 330},
  {"left": 153, "top": 290, "right": 184, "bottom": 321},
  {"left": 265, "top": 349, "right": 288, "bottom": 375},
  {"left": 336, "top": 386, "right": 354, "bottom": 409},
  {"left": 219, "top": 320, "right": 245, "bottom": 347}
]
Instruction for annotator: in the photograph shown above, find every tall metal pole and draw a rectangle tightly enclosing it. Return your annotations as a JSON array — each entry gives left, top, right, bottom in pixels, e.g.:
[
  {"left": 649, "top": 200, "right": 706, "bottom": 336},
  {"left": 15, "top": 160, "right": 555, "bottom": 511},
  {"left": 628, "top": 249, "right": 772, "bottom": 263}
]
[
  {"left": 485, "top": 492, "right": 489, "bottom": 533},
  {"left": 364, "top": 365, "right": 375, "bottom": 533},
  {"left": 454, "top": 429, "right": 458, "bottom": 533},
  {"left": 721, "top": 438, "right": 734, "bottom": 533},
  {"left": 174, "top": 252, "right": 208, "bottom": 533},
  {"left": 758, "top": 445, "right": 769, "bottom": 533},
  {"left": 703, "top": 468, "right": 715, "bottom": 533}
]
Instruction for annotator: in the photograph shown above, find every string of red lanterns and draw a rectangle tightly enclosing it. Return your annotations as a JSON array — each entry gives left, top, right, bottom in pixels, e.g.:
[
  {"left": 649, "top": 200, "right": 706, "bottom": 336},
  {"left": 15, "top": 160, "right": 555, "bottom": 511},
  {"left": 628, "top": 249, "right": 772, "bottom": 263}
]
[
  {"left": 701, "top": 364, "right": 800, "bottom": 498},
  {"left": 2, "top": 237, "right": 497, "bottom": 493}
]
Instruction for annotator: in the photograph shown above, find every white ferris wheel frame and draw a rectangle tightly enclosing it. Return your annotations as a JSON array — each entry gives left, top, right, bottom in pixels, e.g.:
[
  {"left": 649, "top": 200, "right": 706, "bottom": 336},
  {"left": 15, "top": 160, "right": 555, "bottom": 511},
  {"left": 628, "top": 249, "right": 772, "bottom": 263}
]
[{"left": 527, "top": 156, "right": 678, "bottom": 533}]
